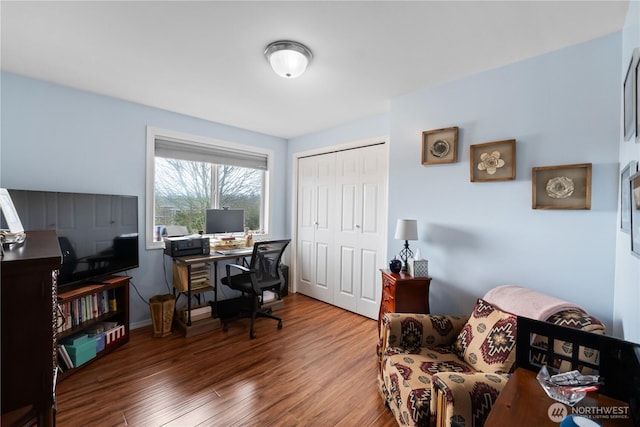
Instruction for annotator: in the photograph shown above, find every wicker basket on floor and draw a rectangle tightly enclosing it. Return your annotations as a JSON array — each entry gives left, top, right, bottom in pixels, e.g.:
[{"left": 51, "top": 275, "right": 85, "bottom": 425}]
[{"left": 149, "top": 294, "right": 175, "bottom": 337}]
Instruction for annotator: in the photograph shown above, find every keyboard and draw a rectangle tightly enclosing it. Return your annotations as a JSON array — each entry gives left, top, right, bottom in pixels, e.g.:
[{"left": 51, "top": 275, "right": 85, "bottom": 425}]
[{"left": 217, "top": 248, "right": 253, "bottom": 256}]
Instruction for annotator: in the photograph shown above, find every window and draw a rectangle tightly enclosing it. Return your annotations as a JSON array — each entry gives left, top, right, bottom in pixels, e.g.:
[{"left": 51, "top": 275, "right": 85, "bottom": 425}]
[{"left": 146, "top": 127, "right": 272, "bottom": 249}]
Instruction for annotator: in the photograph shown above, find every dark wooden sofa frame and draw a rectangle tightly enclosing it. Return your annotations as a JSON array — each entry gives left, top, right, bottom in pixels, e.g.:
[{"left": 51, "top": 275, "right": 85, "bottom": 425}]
[{"left": 515, "top": 316, "right": 640, "bottom": 425}]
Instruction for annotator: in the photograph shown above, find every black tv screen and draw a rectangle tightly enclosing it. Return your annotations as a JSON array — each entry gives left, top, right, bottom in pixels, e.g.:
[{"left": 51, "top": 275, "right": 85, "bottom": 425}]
[
  {"left": 5, "top": 189, "right": 139, "bottom": 289},
  {"left": 205, "top": 208, "right": 244, "bottom": 234}
]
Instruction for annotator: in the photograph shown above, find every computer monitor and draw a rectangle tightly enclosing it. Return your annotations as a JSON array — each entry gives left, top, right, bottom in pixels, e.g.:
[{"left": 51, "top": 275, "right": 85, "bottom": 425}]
[{"left": 205, "top": 208, "right": 244, "bottom": 234}]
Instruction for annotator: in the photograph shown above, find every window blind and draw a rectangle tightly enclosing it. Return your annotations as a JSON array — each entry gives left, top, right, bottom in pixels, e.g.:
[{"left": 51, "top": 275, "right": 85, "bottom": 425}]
[{"left": 155, "top": 137, "right": 268, "bottom": 170}]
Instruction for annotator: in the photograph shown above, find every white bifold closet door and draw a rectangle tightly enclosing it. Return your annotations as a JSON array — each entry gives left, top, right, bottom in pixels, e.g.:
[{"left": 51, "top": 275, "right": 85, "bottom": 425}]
[
  {"left": 296, "top": 143, "right": 387, "bottom": 319},
  {"left": 296, "top": 152, "right": 336, "bottom": 304}
]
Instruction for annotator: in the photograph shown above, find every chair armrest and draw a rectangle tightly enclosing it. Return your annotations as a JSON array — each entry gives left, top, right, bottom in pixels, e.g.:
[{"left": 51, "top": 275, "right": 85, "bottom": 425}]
[
  {"left": 431, "top": 372, "right": 511, "bottom": 427},
  {"left": 225, "top": 263, "right": 251, "bottom": 277},
  {"left": 224, "top": 263, "right": 253, "bottom": 289},
  {"left": 379, "top": 313, "right": 469, "bottom": 362}
]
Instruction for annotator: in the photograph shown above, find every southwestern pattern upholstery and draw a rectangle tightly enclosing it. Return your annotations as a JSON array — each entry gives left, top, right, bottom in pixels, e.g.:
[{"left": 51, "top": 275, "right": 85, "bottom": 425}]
[
  {"left": 529, "top": 309, "right": 605, "bottom": 374},
  {"left": 378, "top": 295, "right": 605, "bottom": 427},
  {"left": 430, "top": 372, "right": 510, "bottom": 427},
  {"left": 452, "top": 299, "right": 517, "bottom": 374},
  {"left": 378, "top": 313, "right": 470, "bottom": 426},
  {"left": 378, "top": 299, "right": 517, "bottom": 427}
]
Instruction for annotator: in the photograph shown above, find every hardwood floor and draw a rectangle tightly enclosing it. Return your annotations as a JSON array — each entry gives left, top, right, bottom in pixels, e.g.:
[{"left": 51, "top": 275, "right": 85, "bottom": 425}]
[{"left": 56, "top": 293, "right": 398, "bottom": 427}]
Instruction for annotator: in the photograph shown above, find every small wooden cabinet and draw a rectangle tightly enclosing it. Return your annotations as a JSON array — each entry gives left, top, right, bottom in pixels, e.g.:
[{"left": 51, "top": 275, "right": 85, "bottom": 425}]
[
  {"left": 379, "top": 269, "right": 432, "bottom": 331},
  {"left": 1, "top": 231, "right": 61, "bottom": 427}
]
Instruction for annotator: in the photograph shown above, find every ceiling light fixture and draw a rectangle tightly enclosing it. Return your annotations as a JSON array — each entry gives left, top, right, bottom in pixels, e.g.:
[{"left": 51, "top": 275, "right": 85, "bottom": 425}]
[{"left": 264, "top": 40, "right": 313, "bottom": 79}]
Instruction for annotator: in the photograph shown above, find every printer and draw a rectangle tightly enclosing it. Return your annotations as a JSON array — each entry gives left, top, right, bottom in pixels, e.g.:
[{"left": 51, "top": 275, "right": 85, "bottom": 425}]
[{"left": 164, "top": 235, "right": 210, "bottom": 257}]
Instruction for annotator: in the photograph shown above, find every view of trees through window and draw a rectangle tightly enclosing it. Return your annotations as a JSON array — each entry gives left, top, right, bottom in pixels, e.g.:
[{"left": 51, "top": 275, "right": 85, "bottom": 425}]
[{"left": 155, "top": 157, "right": 262, "bottom": 235}]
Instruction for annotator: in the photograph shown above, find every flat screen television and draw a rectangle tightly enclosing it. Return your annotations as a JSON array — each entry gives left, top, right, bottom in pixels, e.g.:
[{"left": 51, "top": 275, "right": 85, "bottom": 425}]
[
  {"left": 205, "top": 208, "right": 244, "bottom": 234},
  {"left": 4, "top": 189, "right": 139, "bottom": 290}
]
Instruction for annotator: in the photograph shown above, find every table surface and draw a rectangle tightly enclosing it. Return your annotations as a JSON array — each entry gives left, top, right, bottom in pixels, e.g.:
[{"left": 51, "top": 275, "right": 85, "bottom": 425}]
[
  {"left": 485, "top": 368, "right": 634, "bottom": 427},
  {"left": 171, "top": 249, "right": 253, "bottom": 265}
]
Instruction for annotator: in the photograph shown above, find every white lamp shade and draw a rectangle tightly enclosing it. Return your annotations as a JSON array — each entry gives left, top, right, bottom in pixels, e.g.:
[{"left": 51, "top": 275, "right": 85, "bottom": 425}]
[
  {"left": 265, "top": 40, "right": 312, "bottom": 79},
  {"left": 268, "top": 49, "right": 309, "bottom": 78},
  {"left": 394, "top": 219, "right": 418, "bottom": 241}
]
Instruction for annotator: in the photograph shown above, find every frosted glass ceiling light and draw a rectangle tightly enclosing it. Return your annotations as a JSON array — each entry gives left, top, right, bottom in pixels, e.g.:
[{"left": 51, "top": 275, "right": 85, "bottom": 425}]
[{"left": 264, "top": 40, "right": 312, "bottom": 78}]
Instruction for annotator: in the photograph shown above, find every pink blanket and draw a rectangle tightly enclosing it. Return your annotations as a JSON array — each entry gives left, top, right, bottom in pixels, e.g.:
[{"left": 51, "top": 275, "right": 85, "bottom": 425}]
[{"left": 483, "top": 285, "right": 585, "bottom": 321}]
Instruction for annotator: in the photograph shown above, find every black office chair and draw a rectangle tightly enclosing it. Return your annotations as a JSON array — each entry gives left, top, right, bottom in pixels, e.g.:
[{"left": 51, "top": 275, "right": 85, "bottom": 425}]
[{"left": 221, "top": 239, "right": 290, "bottom": 339}]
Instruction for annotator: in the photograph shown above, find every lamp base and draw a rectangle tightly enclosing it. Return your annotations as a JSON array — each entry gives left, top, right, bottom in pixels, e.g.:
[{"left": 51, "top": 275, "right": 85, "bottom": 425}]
[{"left": 399, "top": 240, "right": 414, "bottom": 272}]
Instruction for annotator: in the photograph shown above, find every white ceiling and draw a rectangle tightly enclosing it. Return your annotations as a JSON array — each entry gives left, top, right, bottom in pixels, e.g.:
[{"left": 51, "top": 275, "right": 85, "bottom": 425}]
[{"left": 1, "top": 1, "right": 629, "bottom": 139}]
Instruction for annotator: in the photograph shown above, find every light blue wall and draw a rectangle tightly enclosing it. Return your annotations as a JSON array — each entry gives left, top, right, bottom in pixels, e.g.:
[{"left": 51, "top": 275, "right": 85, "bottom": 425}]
[
  {"left": 389, "top": 34, "right": 621, "bottom": 329},
  {"left": 0, "top": 72, "right": 288, "bottom": 327},
  {"left": 291, "top": 33, "right": 622, "bottom": 330},
  {"left": 613, "top": 1, "right": 640, "bottom": 343}
]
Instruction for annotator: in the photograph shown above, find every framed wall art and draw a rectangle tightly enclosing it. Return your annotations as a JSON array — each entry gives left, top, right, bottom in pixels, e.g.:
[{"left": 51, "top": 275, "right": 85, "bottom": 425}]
[
  {"left": 624, "top": 50, "right": 636, "bottom": 141},
  {"left": 421, "top": 126, "right": 458, "bottom": 165},
  {"left": 532, "top": 163, "right": 592, "bottom": 210},
  {"left": 621, "top": 160, "right": 638, "bottom": 233},
  {"left": 631, "top": 170, "right": 640, "bottom": 257},
  {"left": 470, "top": 139, "right": 516, "bottom": 182}
]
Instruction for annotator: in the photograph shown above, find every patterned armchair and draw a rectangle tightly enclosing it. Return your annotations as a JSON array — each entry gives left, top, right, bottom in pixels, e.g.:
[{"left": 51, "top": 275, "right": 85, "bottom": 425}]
[{"left": 378, "top": 293, "right": 604, "bottom": 427}]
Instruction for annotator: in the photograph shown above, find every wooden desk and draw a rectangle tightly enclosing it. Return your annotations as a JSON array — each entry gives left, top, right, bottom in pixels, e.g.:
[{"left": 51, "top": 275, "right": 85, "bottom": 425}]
[
  {"left": 170, "top": 249, "right": 253, "bottom": 326},
  {"left": 486, "top": 368, "right": 634, "bottom": 426}
]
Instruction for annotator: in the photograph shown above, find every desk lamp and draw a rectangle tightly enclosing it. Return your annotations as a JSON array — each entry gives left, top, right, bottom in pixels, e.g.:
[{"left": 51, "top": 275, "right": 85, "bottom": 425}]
[{"left": 394, "top": 219, "right": 418, "bottom": 272}]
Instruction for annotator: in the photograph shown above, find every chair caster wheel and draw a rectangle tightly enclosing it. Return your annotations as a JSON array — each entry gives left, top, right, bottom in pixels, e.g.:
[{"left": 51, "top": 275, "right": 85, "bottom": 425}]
[
  {"left": 250, "top": 331, "right": 256, "bottom": 339},
  {"left": 277, "top": 321, "right": 283, "bottom": 329}
]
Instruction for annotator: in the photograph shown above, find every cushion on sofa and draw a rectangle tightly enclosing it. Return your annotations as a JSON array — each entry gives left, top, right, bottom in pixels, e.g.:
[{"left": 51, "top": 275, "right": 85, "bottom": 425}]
[
  {"left": 381, "top": 346, "right": 476, "bottom": 426},
  {"left": 379, "top": 313, "right": 470, "bottom": 363},
  {"left": 453, "top": 298, "right": 517, "bottom": 374},
  {"left": 430, "top": 371, "right": 511, "bottom": 427}
]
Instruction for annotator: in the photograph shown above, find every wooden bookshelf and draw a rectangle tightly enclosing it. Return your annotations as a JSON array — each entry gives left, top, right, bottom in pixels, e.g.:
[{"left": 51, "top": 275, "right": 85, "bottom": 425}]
[{"left": 56, "top": 275, "right": 130, "bottom": 380}]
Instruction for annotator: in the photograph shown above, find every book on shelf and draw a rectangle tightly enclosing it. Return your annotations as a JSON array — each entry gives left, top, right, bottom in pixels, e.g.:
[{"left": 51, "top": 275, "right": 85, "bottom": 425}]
[
  {"left": 191, "top": 280, "right": 211, "bottom": 291},
  {"left": 56, "top": 356, "right": 65, "bottom": 373},
  {"left": 56, "top": 289, "right": 117, "bottom": 333},
  {"left": 109, "top": 289, "right": 117, "bottom": 311},
  {"left": 180, "top": 304, "right": 212, "bottom": 323},
  {"left": 190, "top": 262, "right": 209, "bottom": 270},
  {"left": 58, "top": 344, "right": 74, "bottom": 369},
  {"left": 172, "top": 261, "right": 212, "bottom": 292},
  {"left": 192, "top": 272, "right": 209, "bottom": 278}
]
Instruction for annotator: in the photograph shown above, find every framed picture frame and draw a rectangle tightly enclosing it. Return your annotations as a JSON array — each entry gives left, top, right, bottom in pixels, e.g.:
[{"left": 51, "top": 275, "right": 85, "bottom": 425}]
[
  {"left": 631, "top": 170, "right": 640, "bottom": 257},
  {"left": 624, "top": 51, "right": 636, "bottom": 141},
  {"left": 421, "top": 126, "right": 458, "bottom": 165},
  {"left": 532, "top": 163, "right": 592, "bottom": 210},
  {"left": 0, "top": 188, "right": 24, "bottom": 234},
  {"left": 621, "top": 161, "right": 638, "bottom": 233},
  {"left": 469, "top": 139, "right": 516, "bottom": 182}
]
